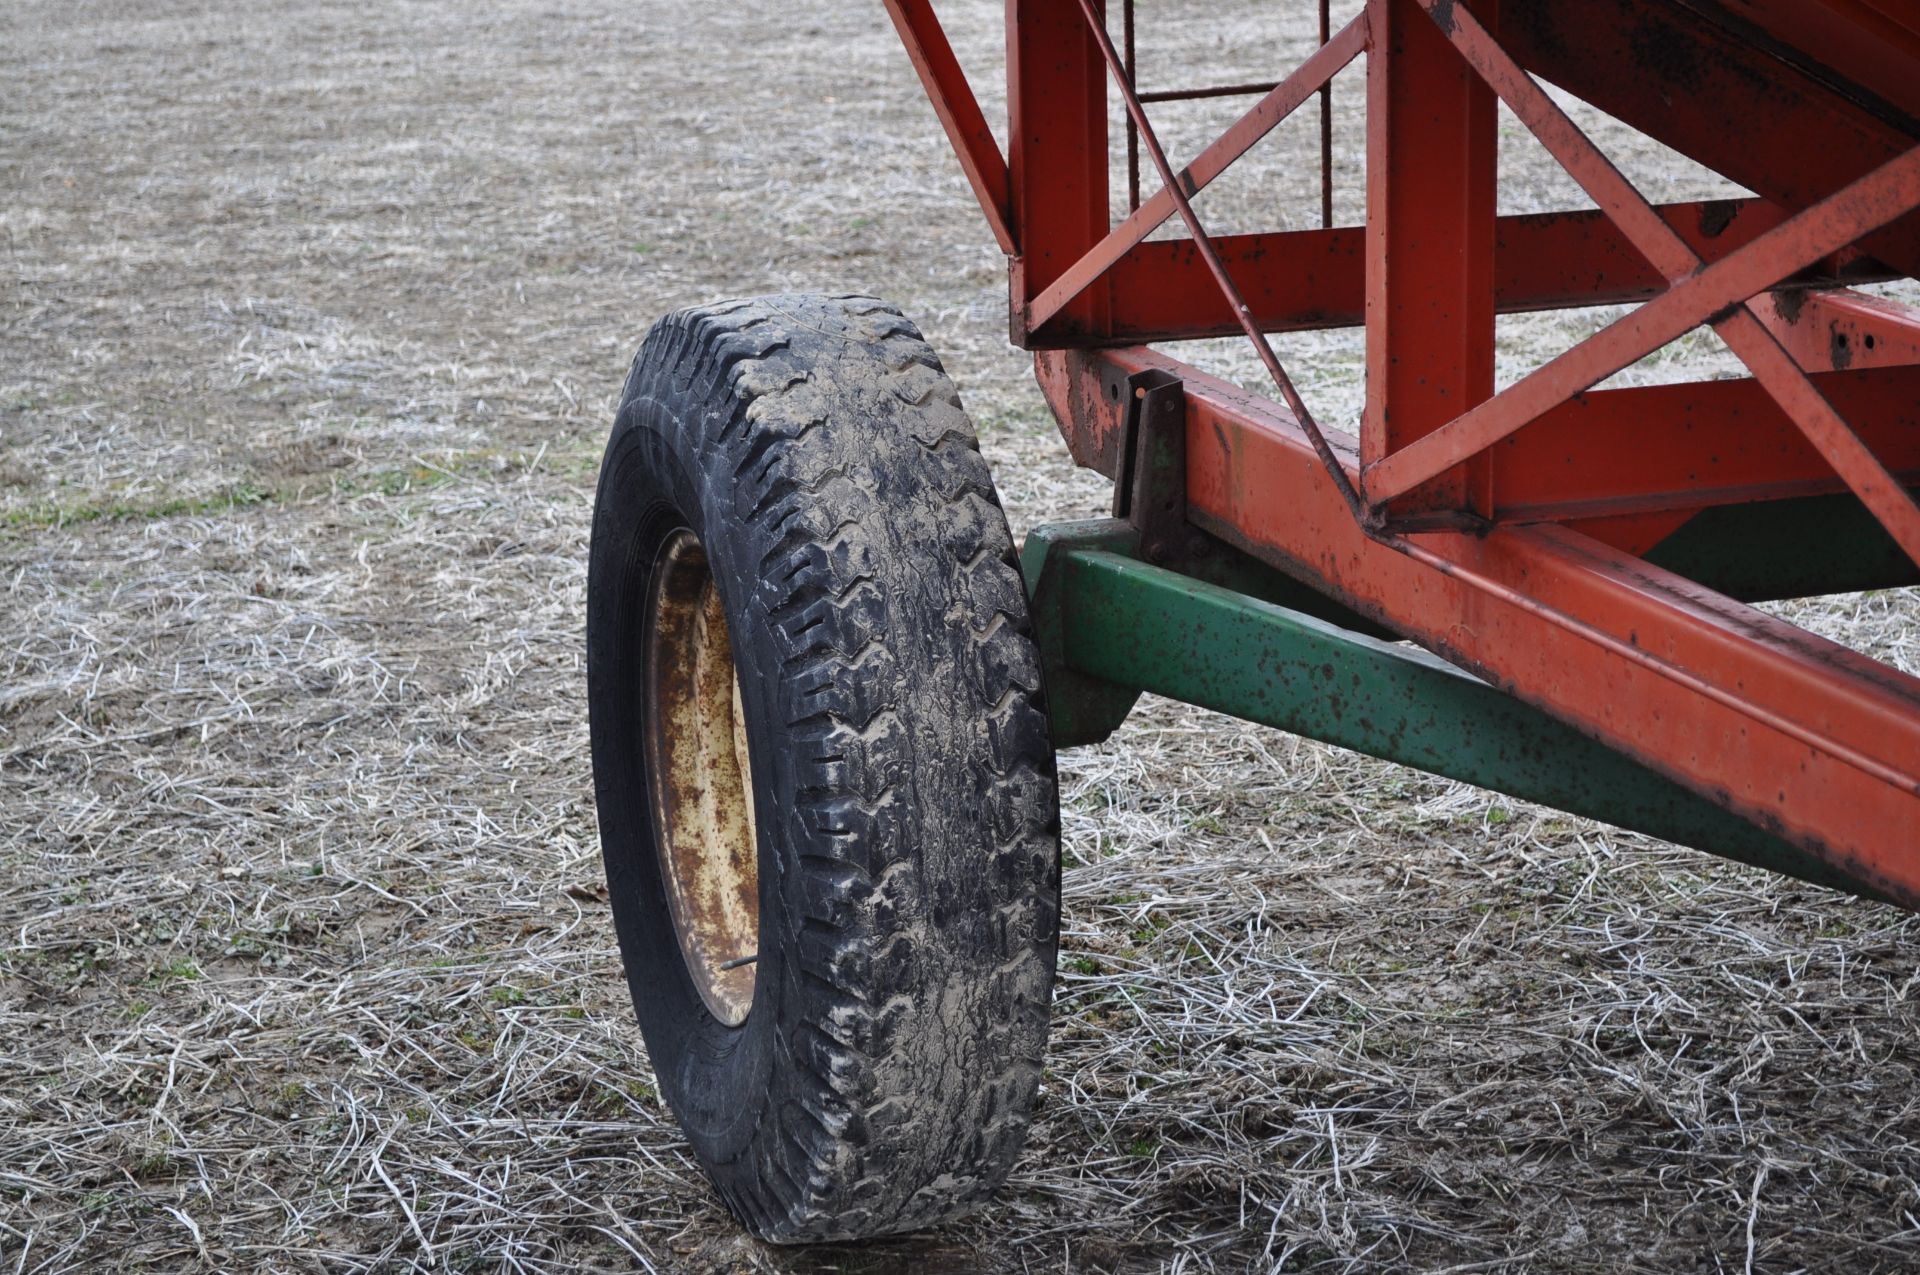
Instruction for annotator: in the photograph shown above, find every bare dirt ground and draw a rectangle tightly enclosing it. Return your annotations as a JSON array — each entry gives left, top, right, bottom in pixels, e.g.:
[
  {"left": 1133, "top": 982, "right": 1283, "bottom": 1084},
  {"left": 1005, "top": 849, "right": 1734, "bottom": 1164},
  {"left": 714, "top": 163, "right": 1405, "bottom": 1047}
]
[{"left": 5, "top": 2, "right": 1920, "bottom": 1271}]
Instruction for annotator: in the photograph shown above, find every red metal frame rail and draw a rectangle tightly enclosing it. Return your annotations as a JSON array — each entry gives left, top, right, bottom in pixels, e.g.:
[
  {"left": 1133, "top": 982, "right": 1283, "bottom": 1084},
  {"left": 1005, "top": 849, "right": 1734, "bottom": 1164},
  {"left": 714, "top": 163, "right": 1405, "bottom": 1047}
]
[{"left": 884, "top": 0, "right": 1920, "bottom": 906}]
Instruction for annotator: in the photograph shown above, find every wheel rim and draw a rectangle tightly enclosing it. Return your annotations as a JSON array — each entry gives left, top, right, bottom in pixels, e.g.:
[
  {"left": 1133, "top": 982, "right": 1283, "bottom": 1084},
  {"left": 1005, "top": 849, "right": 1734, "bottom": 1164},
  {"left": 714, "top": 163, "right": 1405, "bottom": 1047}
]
[{"left": 643, "top": 528, "right": 760, "bottom": 1027}]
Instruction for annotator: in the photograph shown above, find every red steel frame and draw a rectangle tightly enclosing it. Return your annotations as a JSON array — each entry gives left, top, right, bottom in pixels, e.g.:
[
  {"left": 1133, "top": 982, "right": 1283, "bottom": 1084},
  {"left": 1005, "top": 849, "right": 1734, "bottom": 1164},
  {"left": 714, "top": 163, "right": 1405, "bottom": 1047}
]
[{"left": 884, "top": 0, "right": 1920, "bottom": 906}]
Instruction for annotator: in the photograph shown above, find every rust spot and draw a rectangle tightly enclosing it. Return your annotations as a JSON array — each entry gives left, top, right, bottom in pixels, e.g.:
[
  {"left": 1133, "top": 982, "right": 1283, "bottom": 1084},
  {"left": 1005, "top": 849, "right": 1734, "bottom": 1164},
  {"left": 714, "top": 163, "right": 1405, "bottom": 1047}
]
[{"left": 1829, "top": 326, "right": 1854, "bottom": 370}]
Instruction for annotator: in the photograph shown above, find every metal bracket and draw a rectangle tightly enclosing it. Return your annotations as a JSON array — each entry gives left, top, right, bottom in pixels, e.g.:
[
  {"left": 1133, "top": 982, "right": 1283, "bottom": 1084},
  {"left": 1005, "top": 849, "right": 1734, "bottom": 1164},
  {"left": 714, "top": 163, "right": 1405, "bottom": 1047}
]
[{"left": 1111, "top": 369, "right": 1205, "bottom": 565}]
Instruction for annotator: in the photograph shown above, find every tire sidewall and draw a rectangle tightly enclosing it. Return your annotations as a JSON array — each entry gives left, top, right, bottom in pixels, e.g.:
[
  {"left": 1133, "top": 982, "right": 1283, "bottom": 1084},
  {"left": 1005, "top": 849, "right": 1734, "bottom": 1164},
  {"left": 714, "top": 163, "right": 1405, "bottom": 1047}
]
[{"left": 587, "top": 390, "right": 782, "bottom": 1165}]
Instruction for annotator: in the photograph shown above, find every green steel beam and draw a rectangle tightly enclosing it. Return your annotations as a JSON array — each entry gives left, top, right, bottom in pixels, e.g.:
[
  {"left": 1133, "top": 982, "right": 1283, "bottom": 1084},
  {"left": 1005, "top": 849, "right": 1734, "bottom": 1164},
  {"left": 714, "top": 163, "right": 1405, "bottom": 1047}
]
[
  {"left": 1020, "top": 520, "right": 1398, "bottom": 746},
  {"left": 1023, "top": 521, "right": 1143, "bottom": 748},
  {"left": 1023, "top": 519, "right": 1889, "bottom": 902},
  {"left": 1644, "top": 492, "right": 1920, "bottom": 601}
]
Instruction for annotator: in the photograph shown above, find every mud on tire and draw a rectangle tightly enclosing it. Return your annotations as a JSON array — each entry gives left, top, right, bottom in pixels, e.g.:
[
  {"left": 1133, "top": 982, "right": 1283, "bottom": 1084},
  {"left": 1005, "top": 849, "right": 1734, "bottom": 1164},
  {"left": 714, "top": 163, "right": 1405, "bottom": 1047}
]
[{"left": 586, "top": 293, "right": 1061, "bottom": 1242}]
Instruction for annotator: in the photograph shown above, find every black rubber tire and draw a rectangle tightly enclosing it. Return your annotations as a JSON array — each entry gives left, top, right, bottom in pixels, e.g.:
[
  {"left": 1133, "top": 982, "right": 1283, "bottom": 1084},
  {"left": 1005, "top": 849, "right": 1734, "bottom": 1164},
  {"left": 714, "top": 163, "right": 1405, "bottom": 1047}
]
[{"left": 586, "top": 294, "right": 1060, "bottom": 1242}]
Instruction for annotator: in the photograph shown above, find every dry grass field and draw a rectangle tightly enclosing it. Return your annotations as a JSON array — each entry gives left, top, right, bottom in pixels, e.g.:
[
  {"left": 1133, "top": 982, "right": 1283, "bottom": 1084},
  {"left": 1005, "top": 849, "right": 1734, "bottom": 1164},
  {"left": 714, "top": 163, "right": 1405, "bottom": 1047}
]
[{"left": 5, "top": 1, "right": 1920, "bottom": 1271}]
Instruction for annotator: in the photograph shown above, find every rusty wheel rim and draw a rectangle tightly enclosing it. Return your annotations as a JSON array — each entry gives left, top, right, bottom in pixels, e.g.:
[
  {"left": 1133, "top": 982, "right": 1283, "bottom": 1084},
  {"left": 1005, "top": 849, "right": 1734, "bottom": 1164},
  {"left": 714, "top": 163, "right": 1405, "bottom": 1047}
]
[{"left": 643, "top": 528, "right": 760, "bottom": 1027}]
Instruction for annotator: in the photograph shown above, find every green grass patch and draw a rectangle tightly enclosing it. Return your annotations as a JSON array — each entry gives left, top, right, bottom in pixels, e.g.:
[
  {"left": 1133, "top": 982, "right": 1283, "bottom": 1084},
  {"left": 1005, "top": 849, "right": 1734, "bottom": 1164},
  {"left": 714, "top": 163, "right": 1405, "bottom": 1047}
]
[
  {"left": 5, "top": 482, "right": 273, "bottom": 529},
  {"left": 4, "top": 442, "right": 600, "bottom": 534},
  {"left": 148, "top": 958, "right": 202, "bottom": 984}
]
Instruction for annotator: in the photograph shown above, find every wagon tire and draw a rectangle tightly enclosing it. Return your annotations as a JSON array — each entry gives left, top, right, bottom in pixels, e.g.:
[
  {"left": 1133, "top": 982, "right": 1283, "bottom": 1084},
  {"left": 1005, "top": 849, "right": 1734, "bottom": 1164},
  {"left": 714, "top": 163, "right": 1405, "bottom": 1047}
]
[{"left": 586, "top": 293, "right": 1060, "bottom": 1242}]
